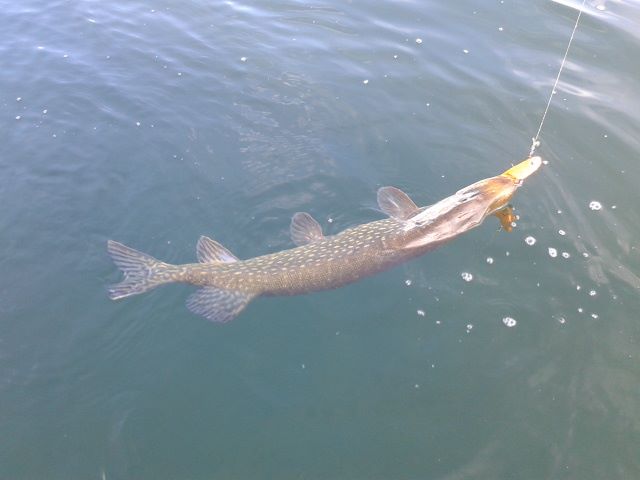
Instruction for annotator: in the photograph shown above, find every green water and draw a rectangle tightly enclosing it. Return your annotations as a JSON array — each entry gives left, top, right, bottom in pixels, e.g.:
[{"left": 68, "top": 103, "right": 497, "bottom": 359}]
[{"left": 1, "top": 0, "right": 639, "bottom": 478}]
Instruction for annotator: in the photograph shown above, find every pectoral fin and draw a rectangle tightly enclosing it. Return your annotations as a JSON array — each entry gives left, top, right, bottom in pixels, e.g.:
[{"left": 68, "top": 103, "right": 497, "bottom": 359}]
[
  {"left": 377, "top": 186, "right": 419, "bottom": 220},
  {"left": 290, "top": 212, "right": 324, "bottom": 246},
  {"left": 197, "top": 236, "right": 238, "bottom": 263},
  {"left": 186, "top": 287, "right": 256, "bottom": 323},
  {"left": 495, "top": 205, "right": 516, "bottom": 232}
]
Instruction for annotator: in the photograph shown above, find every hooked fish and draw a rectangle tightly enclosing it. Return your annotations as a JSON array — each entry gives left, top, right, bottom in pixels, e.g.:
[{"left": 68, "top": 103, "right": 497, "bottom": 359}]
[{"left": 108, "top": 156, "right": 542, "bottom": 323}]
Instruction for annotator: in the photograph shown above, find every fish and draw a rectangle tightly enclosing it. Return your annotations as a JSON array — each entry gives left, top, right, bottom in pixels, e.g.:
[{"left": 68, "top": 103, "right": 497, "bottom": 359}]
[{"left": 107, "top": 156, "right": 542, "bottom": 323}]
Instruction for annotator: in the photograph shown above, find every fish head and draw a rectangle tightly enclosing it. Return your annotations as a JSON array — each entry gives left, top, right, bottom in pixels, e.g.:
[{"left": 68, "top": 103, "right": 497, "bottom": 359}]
[
  {"left": 461, "top": 156, "right": 539, "bottom": 217},
  {"left": 484, "top": 156, "right": 542, "bottom": 212},
  {"left": 400, "top": 157, "right": 543, "bottom": 248}
]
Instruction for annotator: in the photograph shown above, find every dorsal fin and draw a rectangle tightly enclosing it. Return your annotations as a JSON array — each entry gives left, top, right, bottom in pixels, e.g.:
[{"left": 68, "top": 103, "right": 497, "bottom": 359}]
[
  {"left": 196, "top": 236, "right": 238, "bottom": 263},
  {"left": 290, "top": 212, "right": 324, "bottom": 246},
  {"left": 377, "top": 186, "right": 419, "bottom": 220}
]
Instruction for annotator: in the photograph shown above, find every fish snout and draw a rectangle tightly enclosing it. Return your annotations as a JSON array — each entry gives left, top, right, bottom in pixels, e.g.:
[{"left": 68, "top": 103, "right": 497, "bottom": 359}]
[{"left": 502, "top": 156, "right": 543, "bottom": 182}]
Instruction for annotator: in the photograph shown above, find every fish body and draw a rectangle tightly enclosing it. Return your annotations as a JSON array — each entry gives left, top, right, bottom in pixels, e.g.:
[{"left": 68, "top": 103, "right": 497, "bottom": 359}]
[{"left": 108, "top": 156, "right": 541, "bottom": 323}]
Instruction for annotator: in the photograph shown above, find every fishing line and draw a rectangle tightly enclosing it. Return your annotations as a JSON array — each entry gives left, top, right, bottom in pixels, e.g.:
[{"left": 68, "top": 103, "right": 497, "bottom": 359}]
[{"left": 529, "top": 0, "right": 588, "bottom": 157}]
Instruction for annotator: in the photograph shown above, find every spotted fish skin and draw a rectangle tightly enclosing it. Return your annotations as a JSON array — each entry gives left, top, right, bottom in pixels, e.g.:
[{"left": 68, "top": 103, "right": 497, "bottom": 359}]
[
  {"left": 107, "top": 156, "right": 541, "bottom": 323},
  {"left": 180, "top": 217, "right": 402, "bottom": 296}
]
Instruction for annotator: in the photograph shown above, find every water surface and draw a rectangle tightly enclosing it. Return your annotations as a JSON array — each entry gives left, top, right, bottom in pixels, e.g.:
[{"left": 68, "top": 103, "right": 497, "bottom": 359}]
[{"left": 1, "top": 0, "right": 639, "bottom": 478}]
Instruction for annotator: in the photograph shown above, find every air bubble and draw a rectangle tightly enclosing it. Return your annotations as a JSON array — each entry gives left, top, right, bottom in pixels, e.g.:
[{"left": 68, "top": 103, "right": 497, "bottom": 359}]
[{"left": 502, "top": 317, "right": 517, "bottom": 328}]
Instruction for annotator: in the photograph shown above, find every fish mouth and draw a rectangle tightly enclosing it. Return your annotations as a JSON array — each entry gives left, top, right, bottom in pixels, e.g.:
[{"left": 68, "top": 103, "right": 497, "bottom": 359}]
[{"left": 501, "top": 156, "right": 542, "bottom": 182}]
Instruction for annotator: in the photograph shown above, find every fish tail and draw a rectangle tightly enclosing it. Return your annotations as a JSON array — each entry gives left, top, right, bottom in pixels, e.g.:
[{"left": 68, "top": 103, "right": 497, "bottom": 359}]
[{"left": 107, "top": 240, "right": 178, "bottom": 300}]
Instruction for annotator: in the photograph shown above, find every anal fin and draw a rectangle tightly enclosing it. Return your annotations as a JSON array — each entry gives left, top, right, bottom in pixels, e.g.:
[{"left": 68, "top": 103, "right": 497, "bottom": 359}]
[{"left": 186, "top": 287, "right": 256, "bottom": 323}]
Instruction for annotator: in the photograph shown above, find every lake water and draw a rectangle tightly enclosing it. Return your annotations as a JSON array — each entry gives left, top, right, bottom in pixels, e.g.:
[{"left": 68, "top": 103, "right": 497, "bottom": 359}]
[{"left": 1, "top": 0, "right": 639, "bottom": 478}]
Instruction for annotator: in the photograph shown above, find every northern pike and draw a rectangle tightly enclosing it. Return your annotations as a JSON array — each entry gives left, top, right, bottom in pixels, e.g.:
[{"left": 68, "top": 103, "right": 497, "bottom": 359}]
[{"left": 108, "top": 156, "right": 542, "bottom": 323}]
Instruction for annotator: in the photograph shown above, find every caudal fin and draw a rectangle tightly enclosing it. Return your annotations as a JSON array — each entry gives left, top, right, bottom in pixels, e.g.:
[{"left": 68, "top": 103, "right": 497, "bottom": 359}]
[{"left": 107, "top": 240, "right": 175, "bottom": 300}]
